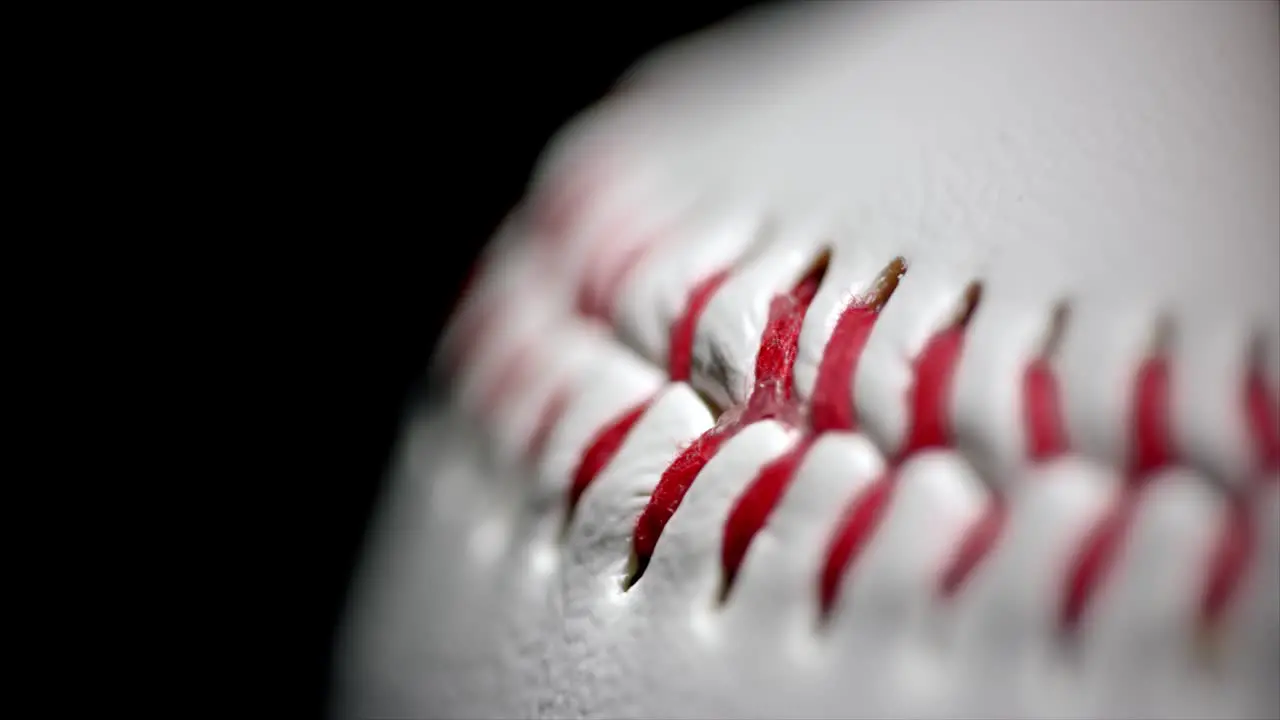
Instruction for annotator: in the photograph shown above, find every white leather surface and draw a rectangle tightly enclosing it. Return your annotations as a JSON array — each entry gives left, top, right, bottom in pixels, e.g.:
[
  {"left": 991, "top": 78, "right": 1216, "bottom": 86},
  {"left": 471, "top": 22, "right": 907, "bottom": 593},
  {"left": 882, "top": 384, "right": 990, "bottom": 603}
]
[{"left": 334, "top": 2, "right": 1280, "bottom": 718}]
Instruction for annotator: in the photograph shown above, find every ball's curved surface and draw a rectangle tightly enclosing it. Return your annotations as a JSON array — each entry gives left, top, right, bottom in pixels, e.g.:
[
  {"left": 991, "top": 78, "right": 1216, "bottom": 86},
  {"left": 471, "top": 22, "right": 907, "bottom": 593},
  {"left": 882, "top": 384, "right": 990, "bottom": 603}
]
[{"left": 334, "top": 3, "right": 1280, "bottom": 718}]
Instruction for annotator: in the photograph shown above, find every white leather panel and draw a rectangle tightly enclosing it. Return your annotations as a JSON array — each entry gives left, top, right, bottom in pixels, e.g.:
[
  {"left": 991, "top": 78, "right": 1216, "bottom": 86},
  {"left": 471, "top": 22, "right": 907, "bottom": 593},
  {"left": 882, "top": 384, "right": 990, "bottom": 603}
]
[{"left": 337, "top": 3, "right": 1279, "bottom": 718}]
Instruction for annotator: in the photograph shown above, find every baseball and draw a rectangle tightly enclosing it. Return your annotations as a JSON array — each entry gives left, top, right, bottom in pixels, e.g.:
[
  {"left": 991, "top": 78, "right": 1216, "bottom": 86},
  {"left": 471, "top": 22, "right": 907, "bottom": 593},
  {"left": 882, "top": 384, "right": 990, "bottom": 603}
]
[{"left": 334, "top": 2, "right": 1280, "bottom": 718}]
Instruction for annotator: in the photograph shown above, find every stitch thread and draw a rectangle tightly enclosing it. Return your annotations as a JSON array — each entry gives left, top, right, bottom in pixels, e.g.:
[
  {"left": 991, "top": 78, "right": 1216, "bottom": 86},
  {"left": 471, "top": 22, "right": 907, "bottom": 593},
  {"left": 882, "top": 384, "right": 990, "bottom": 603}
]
[
  {"left": 481, "top": 339, "right": 539, "bottom": 421},
  {"left": 720, "top": 259, "right": 904, "bottom": 602},
  {"left": 577, "top": 225, "right": 652, "bottom": 321},
  {"left": 938, "top": 500, "right": 1008, "bottom": 599},
  {"left": 1060, "top": 493, "right": 1138, "bottom": 633},
  {"left": 814, "top": 283, "right": 983, "bottom": 614},
  {"left": 1059, "top": 348, "right": 1176, "bottom": 633},
  {"left": 1201, "top": 497, "right": 1253, "bottom": 628},
  {"left": 567, "top": 397, "right": 655, "bottom": 523},
  {"left": 630, "top": 258, "right": 828, "bottom": 585},
  {"left": 819, "top": 284, "right": 984, "bottom": 617},
  {"left": 464, "top": 207, "right": 1278, "bottom": 644},
  {"left": 1247, "top": 368, "right": 1280, "bottom": 473},
  {"left": 1131, "top": 356, "right": 1175, "bottom": 478},
  {"left": 819, "top": 475, "right": 894, "bottom": 617},
  {"left": 670, "top": 269, "right": 732, "bottom": 382},
  {"left": 527, "top": 385, "right": 572, "bottom": 463},
  {"left": 720, "top": 435, "right": 818, "bottom": 603},
  {"left": 809, "top": 258, "right": 904, "bottom": 434},
  {"left": 1024, "top": 359, "right": 1069, "bottom": 461}
]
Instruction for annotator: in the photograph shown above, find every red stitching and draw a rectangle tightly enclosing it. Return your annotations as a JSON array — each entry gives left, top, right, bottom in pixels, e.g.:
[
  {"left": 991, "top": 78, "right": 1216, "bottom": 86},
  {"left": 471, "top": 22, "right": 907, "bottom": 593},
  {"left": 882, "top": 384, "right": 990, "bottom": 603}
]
[
  {"left": 480, "top": 340, "right": 537, "bottom": 421},
  {"left": 1201, "top": 497, "right": 1253, "bottom": 627},
  {"left": 809, "top": 305, "right": 879, "bottom": 434},
  {"left": 567, "top": 397, "right": 655, "bottom": 518},
  {"left": 1058, "top": 353, "right": 1277, "bottom": 635},
  {"left": 1058, "top": 353, "right": 1175, "bottom": 632},
  {"left": 935, "top": 321, "right": 1076, "bottom": 602},
  {"left": 632, "top": 424, "right": 738, "bottom": 583},
  {"left": 576, "top": 220, "right": 651, "bottom": 321},
  {"left": 1247, "top": 368, "right": 1280, "bottom": 474},
  {"left": 819, "top": 474, "right": 894, "bottom": 616},
  {"left": 600, "top": 237, "right": 660, "bottom": 322},
  {"left": 720, "top": 435, "right": 818, "bottom": 601},
  {"left": 1024, "top": 358, "right": 1069, "bottom": 461},
  {"left": 669, "top": 269, "right": 732, "bottom": 382},
  {"left": 749, "top": 269, "right": 824, "bottom": 407},
  {"left": 902, "top": 326, "right": 966, "bottom": 457},
  {"left": 1060, "top": 491, "right": 1138, "bottom": 633},
  {"left": 933, "top": 348, "right": 1069, "bottom": 602},
  {"left": 719, "top": 269, "right": 897, "bottom": 600},
  {"left": 473, "top": 218, "right": 1275, "bottom": 633},
  {"left": 938, "top": 500, "right": 1008, "bottom": 599},
  {"left": 1131, "top": 356, "right": 1175, "bottom": 478},
  {"left": 819, "top": 304, "right": 977, "bottom": 616},
  {"left": 1195, "top": 368, "right": 1277, "bottom": 629},
  {"left": 631, "top": 260, "right": 826, "bottom": 583},
  {"left": 527, "top": 385, "right": 572, "bottom": 463}
]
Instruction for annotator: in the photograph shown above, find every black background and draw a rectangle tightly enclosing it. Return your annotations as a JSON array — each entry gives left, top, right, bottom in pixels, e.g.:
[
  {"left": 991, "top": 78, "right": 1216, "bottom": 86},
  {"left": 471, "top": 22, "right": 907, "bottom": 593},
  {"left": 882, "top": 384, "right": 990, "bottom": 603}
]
[{"left": 281, "top": 5, "right": 761, "bottom": 715}]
